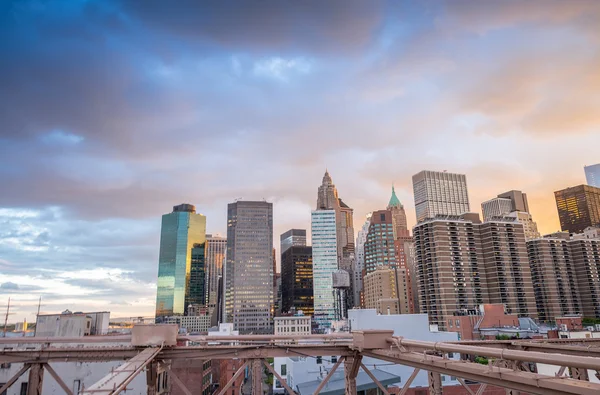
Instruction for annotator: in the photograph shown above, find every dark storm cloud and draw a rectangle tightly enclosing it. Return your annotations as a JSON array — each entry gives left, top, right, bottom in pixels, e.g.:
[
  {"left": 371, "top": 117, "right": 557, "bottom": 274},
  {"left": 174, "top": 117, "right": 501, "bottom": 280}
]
[{"left": 119, "top": 0, "right": 386, "bottom": 54}]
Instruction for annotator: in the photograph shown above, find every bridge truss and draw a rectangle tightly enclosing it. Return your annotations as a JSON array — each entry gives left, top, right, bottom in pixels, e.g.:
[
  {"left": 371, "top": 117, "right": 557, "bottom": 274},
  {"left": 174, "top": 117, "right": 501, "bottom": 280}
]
[{"left": 2, "top": 330, "right": 600, "bottom": 395}]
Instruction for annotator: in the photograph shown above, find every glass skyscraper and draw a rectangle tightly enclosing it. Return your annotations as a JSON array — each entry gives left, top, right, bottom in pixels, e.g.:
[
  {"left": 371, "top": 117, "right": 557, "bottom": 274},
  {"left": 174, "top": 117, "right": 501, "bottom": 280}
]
[
  {"left": 205, "top": 235, "right": 227, "bottom": 320},
  {"left": 311, "top": 210, "right": 338, "bottom": 328},
  {"left": 586, "top": 164, "right": 600, "bottom": 188},
  {"left": 156, "top": 204, "right": 206, "bottom": 318},
  {"left": 225, "top": 201, "right": 273, "bottom": 334}
]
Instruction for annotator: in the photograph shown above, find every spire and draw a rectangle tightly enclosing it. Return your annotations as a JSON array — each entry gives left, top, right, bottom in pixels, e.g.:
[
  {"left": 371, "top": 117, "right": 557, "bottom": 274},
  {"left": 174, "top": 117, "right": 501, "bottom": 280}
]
[
  {"left": 322, "top": 169, "right": 333, "bottom": 185},
  {"left": 388, "top": 184, "right": 402, "bottom": 208}
]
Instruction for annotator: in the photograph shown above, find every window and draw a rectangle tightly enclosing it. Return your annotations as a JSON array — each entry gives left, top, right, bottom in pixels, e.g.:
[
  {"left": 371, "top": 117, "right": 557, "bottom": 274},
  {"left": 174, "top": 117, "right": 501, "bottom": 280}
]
[
  {"left": 281, "top": 364, "right": 287, "bottom": 376},
  {"left": 20, "top": 383, "right": 28, "bottom": 395},
  {"left": 331, "top": 356, "right": 337, "bottom": 363},
  {"left": 316, "top": 356, "right": 322, "bottom": 364},
  {"left": 72, "top": 380, "right": 81, "bottom": 395}
]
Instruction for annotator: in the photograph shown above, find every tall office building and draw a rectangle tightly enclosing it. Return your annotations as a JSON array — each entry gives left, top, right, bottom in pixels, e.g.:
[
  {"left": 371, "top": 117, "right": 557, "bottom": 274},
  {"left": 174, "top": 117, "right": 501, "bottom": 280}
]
[
  {"left": 354, "top": 214, "right": 371, "bottom": 307},
  {"left": 585, "top": 164, "right": 600, "bottom": 187},
  {"left": 364, "top": 210, "right": 396, "bottom": 274},
  {"left": 281, "top": 246, "right": 314, "bottom": 315},
  {"left": 311, "top": 210, "right": 337, "bottom": 328},
  {"left": 205, "top": 235, "right": 226, "bottom": 320},
  {"left": 570, "top": 234, "right": 600, "bottom": 318},
  {"left": 412, "top": 170, "right": 470, "bottom": 223},
  {"left": 156, "top": 204, "right": 206, "bottom": 318},
  {"left": 316, "top": 170, "right": 356, "bottom": 308},
  {"left": 482, "top": 190, "right": 540, "bottom": 240},
  {"left": 413, "top": 213, "right": 536, "bottom": 330},
  {"left": 387, "top": 185, "right": 409, "bottom": 238},
  {"left": 481, "top": 198, "right": 513, "bottom": 221},
  {"left": 225, "top": 201, "right": 273, "bottom": 334},
  {"left": 555, "top": 185, "right": 600, "bottom": 234},
  {"left": 186, "top": 243, "right": 206, "bottom": 311},
  {"left": 280, "top": 229, "right": 307, "bottom": 254}
]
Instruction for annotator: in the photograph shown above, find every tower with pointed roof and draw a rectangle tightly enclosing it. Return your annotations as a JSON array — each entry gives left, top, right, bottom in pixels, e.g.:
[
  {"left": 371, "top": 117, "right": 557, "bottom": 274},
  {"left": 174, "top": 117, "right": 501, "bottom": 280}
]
[{"left": 387, "top": 185, "right": 409, "bottom": 239}]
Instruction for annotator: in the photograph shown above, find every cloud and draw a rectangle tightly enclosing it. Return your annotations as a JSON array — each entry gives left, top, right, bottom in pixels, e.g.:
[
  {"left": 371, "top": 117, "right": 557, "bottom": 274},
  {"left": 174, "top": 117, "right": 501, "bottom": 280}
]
[{"left": 1, "top": 0, "right": 599, "bottom": 321}]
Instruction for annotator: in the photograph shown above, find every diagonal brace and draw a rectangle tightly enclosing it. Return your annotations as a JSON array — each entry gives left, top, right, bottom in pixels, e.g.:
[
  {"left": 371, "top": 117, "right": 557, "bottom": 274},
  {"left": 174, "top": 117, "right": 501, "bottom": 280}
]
[
  {"left": 44, "top": 363, "right": 74, "bottom": 395},
  {"left": 359, "top": 363, "right": 390, "bottom": 395},
  {"left": 217, "top": 360, "right": 249, "bottom": 395},
  {"left": 0, "top": 364, "right": 31, "bottom": 394},
  {"left": 313, "top": 356, "right": 345, "bottom": 395},
  {"left": 262, "top": 359, "right": 296, "bottom": 394}
]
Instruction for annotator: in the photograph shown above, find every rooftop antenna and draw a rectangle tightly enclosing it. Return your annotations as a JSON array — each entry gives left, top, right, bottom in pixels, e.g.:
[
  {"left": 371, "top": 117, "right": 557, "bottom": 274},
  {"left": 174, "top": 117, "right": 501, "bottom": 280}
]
[
  {"left": 2, "top": 297, "right": 11, "bottom": 337},
  {"left": 234, "top": 197, "right": 243, "bottom": 202}
]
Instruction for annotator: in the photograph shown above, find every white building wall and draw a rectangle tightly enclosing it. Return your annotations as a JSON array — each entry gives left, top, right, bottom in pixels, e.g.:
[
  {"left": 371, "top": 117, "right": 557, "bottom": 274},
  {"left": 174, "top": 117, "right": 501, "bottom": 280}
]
[{"left": 0, "top": 342, "right": 147, "bottom": 395}]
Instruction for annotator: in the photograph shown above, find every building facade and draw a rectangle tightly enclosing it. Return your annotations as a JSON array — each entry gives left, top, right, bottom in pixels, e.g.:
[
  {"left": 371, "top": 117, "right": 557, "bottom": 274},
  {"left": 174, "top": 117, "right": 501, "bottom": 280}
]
[
  {"left": 527, "top": 234, "right": 582, "bottom": 322},
  {"left": 413, "top": 213, "right": 537, "bottom": 330},
  {"left": 364, "top": 210, "right": 396, "bottom": 274},
  {"left": 280, "top": 229, "right": 307, "bottom": 254},
  {"left": 412, "top": 170, "right": 470, "bottom": 223},
  {"left": 281, "top": 246, "right": 313, "bottom": 315},
  {"left": 354, "top": 214, "right": 371, "bottom": 307},
  {"left": 274, "top": 315, "right": 311, "bottom": 336},
  {"left": 363, "top": 267, "right": 401, "bottom": 314},
  {"left": 555, "top": 185, "right": 600, "bottom": 233},
  {"left": 156, "top": 204, "right": 207, "bottom": 317},
  {"left": 311, "top": 209, "right": 337, "bottom": 328},
  {"left": 585, "top": 164, "right": 600, "bottom": 188},
  {"left": 186, "top": 243, "right": 206, "bottom": 312},
  {"left": 163, "top": 315, "right": 211, "bottom": 333},
  {"left": 482, "top": 191, "right": 540, "bottom": 240},
  {"left": 478, "top": 218, "right": 537, "bottom": 318},
  {"left": 205, "top": 235, "right": 226, "bottom": 320},
  {"left": 316, "top": 170, "right": 356, "bottom": 308},
  {"left": 481, "top": 198, "right": 513, "bottom": 221},
  {"left": 225, "top": 201, "right": 273, "bottom": 334}
]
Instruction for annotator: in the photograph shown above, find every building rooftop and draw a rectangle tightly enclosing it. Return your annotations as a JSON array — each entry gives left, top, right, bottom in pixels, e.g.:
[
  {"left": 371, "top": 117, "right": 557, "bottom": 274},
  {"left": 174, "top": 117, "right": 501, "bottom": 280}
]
[
  {"left": 295, "top": 369, "right": 400, "bottom": 395},
  {"left": 388, "top": 185, "right": 403, "bottom": 208}
]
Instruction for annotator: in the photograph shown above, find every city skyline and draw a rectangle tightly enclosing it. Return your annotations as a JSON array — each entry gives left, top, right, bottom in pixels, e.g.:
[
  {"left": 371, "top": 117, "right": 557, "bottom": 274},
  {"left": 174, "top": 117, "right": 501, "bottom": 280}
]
[{"left": 2, "top": 1, "right": 600, "bottom": 321}]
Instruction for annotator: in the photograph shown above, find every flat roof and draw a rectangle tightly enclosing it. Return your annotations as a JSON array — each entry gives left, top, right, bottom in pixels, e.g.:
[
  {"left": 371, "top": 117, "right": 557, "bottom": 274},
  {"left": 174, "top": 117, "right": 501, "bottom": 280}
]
[{"left": 296, "top": 369, "right": 400, "bottom": 395}]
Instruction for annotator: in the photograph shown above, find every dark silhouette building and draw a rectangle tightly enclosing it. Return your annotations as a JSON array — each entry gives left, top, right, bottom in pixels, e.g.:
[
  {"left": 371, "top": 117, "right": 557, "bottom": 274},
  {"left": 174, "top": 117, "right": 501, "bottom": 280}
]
[{"left": 281, "top": 246, "right": 314, "bottom": 315}]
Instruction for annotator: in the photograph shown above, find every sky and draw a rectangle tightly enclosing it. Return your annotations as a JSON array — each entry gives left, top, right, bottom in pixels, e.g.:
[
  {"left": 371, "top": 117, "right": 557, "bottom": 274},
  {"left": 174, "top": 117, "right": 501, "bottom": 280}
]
[{"left": 1, "top": 0, "right": 599, "bottom": 323}]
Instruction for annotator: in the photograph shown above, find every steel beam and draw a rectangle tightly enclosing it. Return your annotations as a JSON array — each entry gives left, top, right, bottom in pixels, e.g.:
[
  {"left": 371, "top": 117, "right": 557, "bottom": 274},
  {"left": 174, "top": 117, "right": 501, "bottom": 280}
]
[
  {"left": 398, "top": 368, "right": 420, "bottom": 395},
  {"left": 165, "top": 366, "right": 192, "bottom": 395},
  {"left": 456, "top": 378, "right": 475, "bottom": 395},
  {"left": 571, "top": 367, "right": 589, "bottom": 381},
  {"left": 0, "top": 363, "right": 31, "bottom": 394},
  {"left": 364, "top": 349, "right": 600, "bottom": 395},
  {"left": 261, "top": 359, "right": 296, "bottom": 395},
  {"left": 146, "top": 361, "right": 157, "bottom": 395},
  {"left": 81, "top": 346, "right": 162, "bottom": 395},
  {"left": 251, "top": 359, "right": 262, "bottom": 395},
  {"left": 386, "top": 337, "right": 600, "bottom": 371},
  {"left": 359, "top": 362, "right": 389, "bottom": 395},
  {"left": 217, "top": 360, "right": 249, "bottom": 395},
  {"left": 43, "top": 363, "right": 74, "bottom": 395},
  {"left": 312, "top": 356, "right": 345, "bottom": 395},
  {"left": 344, "top": 355, "right": 360, "bottom": 395},
  {"left": 27, "top": 363, "right": 44, "bottom": 395},
  {"left": 428, "top": 371, "right": 442, "bottom": 395}
]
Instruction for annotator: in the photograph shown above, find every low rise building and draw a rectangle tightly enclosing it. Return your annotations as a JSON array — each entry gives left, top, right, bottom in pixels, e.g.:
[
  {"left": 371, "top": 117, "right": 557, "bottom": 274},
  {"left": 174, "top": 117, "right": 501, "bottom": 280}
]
[
  {"left": 274, "top": 314, "right": 311, "bottom": 336},
  {"left": 363, "top": 267, "right": 401, "bottom": 315},
  {"left": 35, "top": 310, "right": 109, "bottom": 337},
  {"left": 163, "top": 315, "right": 211, "bottom": 333}
]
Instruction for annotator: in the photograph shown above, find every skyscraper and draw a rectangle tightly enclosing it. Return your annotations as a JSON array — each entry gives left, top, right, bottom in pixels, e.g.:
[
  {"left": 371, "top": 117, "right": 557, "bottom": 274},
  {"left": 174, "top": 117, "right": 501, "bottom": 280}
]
[
  {"left": 280, "top": 229, "right": 307, "bottom": 254},
  {"left": 311, "top": 209, "right": 337, "bottom": 328},
  {"left": 205, "top": 234, "right": 226, "bottom": 321},
  {"left": 315, "top": 170, "right": 356, "bottom": 308},
  {"left": 585, "top": 164, "right": 600, "bottom": 187},
  {"left": 555, "top": 185, "right": 600, "bottom": 234},
  {"left": 364, "top": 210, "right": 396, "bottom": 274},
  {"left": 412, "top": 170, "right": 470, "bottom": 223},
  {"left": 281, "top": 246, "right": 313, "bottom": 315},
  {"left": 186, "top": 243, "right": 206, "bottom": 311},
  {"left": 156, "top": 204, "right": 206, "bottom": 318},
  {"left": 482, "top": 190, "right": 540, "bottom": 240},
  {"left": 387, "top": 185, "right": 409, "bottom": 238},
  {"left": 354, "top": 214, "right": 371, "bottom": 307},
  {"left": 225, "top": 201, "right": 273, "bottom": 334}
]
